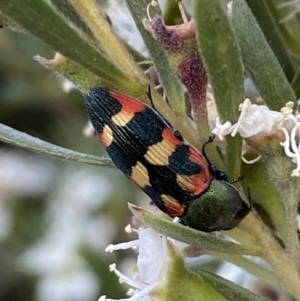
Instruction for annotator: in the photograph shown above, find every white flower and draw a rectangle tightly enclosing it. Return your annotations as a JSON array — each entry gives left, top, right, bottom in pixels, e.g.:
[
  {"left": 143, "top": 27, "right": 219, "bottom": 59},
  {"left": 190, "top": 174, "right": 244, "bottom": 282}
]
[
  {"left": 230, "top": 98, "right": 286, "bottom": 138},
  {"left": 101, "top": 227, "right": 168, "bottom": 301},
  {"left": 208, "top": 95, "right": 300, "bottom": 176},
  {"left": 280, "top": 116, "right": 300, "bottom": 177}
]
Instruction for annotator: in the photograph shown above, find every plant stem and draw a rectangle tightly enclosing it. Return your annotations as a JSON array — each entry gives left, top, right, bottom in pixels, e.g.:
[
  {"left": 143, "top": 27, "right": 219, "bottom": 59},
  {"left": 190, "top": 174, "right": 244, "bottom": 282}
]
[
  {"left": 280, "top": 183, "right": 300, "bottom": 266},
  {"left": 70, "top": 0, "right": 146, "bottom": 84},
  {"left": 240, "top": 213, "right": 300, "bottom": 299},
  {"left": 0, "top": 123, "right": 115, "bottom": 168}
]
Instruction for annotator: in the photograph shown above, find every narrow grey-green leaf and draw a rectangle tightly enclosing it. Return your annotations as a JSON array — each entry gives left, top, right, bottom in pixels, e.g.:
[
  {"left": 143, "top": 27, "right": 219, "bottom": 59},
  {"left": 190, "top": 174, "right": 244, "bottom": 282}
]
[
  {"left": 0, "top": 11, "right": 26, "bottom": 32},
  {"left": 0, "top": 0, "right": 138, "bottom": 92},
  {"left": 50, "top": 0, "right": 93, "bottom": 39},
  {"left": 154, "top": 243, "right": 230, "bottom": 301},
  {"left": 0, "top": 123, "right": 115, "bottom": 168},
  {"left": 244, "top": 0, "right": 295, "bottom": 82},
  {"left": 51, "top": 0, "right": 146, "bottom": 63},
  {"left": 292, "top": 66, "right": 300, "bottom": 98},
  {"left": 198, "top": 270, "right": 269, "bottom": 301},
  {"left": 266, "top": 0, "right": 300, "bottom": 60},
  {"left": 241, "top": 159, "right": 288, "bottom": 244},
  {"left": 231, "top": 0, "right": 297, "bottom": 110},
  {"left": 35, "top": 54, "right": 117, "bottom": 93},
  {"left": 193, "top": 0, "right": 244, "bottom": 177},
  {"left": 194, "top": 1, "right": 244, "bottom": 124},
  {"left": 126, "top": 0, "right": 186, "bottom": 115},
  {"left": 129, "top": 204, "right": 263, "bottom": 256},
  {"left": 204, "top": 251, "right": 281, "bottom": 287}
]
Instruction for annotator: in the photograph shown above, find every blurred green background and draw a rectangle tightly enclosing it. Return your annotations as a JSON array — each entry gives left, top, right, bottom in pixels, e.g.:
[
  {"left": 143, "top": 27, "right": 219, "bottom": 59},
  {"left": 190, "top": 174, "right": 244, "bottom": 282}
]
[{"left": 0, "top": 28, "right": 148, "bottom": 301}]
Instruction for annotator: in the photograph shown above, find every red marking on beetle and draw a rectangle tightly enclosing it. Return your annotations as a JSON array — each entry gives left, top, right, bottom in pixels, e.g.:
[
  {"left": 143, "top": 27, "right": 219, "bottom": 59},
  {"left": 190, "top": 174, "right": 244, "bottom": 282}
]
[
  {"left": 162, "top": 195, "right": 186, "bottom": 216},
  {"left": 187, "top": 146, "right": 212, "bottom": 195},
  {"left": 161, "top": 127, "right": 184, "bottom": 147},
  {"left": 110, "top": 91, "right": 146, "bottom": 114}
]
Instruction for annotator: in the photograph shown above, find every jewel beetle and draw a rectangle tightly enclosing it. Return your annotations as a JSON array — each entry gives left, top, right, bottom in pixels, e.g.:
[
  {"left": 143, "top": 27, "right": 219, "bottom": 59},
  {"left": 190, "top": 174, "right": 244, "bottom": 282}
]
[{"left": 85, "top": 87, "right": 250, "bottom": 232}]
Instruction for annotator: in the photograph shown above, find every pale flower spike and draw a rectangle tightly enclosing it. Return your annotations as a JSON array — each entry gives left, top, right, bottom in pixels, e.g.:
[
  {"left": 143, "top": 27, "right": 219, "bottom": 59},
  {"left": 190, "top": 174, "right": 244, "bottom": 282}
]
[
  {"left": 109, "top": 263, "right": 147, "bottom": 290},
  {"left": 209, "top": 95, "right": 300, "bottom": 175},
  {"left": 101, "top": 228, "right": 171, "bottom": 300},
  {"left": 126, "top": 288, "right": 137, "bottom": 297},
  {"left": 213, "top": 117, "right": 233, "bottom": 141},
  {"left": 280, "top": 117, "right": 300, "bottom": 177},
  {"left": 105, "top": 239, "right": 139, "bottom": 252},
  {"left": 231, "top": 98, "right": 253, "bottom": 137},
  {"left": 125, "top": 224, "right": 133, "bottom": 233}
]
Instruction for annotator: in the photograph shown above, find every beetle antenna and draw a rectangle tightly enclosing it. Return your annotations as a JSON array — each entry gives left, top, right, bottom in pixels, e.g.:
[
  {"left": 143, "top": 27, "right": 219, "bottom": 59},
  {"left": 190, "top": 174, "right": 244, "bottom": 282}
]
[
  {"left": 202, "top": 134, "right": 221, "bottom": 176},
  {"left": 146, "top": 85, "right": 156, "bottom": 109},
  {"left": 202, "top": 134, "right": 215, "bottom": 162},
  {"left": 202, "top": 135, "right": 244, "bottom": 183}
]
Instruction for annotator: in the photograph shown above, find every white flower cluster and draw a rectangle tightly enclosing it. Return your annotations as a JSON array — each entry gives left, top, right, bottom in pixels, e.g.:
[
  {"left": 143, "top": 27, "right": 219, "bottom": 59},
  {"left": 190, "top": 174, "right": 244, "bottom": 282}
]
[
  {"left": 207, "top": 95, "right": 300, "bottom": 177},
  {"left": 101, "top": 227, "right": 168, "bottom": 301}
]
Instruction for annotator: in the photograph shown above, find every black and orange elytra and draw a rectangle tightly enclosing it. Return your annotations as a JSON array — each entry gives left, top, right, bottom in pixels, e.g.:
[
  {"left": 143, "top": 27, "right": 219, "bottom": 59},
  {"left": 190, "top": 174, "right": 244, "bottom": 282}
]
[{"left": 85, "top": 87, "right": 250, "bottom": 232}]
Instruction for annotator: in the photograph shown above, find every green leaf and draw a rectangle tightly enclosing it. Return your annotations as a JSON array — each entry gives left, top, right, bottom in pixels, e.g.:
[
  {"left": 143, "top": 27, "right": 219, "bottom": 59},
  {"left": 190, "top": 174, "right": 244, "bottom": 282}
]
[
  {"left": 35, "top": 54, "right": 116, "bottom": 93},
  {"left": 79, "top": 246, "right": 125, "bottom": 298},
  {"left": 0, "top": 123, "right": 115, "bottom": 168},
  {"left": 266, "top": 0, "right": 300, "bottom": 60},
  {"left": 198, "top": 270, "right": 269, "bottom": 301},
  {"left": 0, "top": 0, "right": 141, "bottom": 94},
  {"left": 70, "top": 0, "right": 146, "bottom": 87},
  {"left": 231, "top": 0, "right": 297, "bottom": 110},
  {"left": 0, "top": 11, "right": 26, "bottom": 32},
  {"left": 241, "top": 159, "right": 288, "bottom": 244},
  {"left": 292, "top": 66, "right": 300, "bottom": 98},
  {"left": 154, "top": 243, "right": 230, "bottom": 301},
  {"left": 129, "top": 203, "right": 263, "bottom": 256},
  {"left": 194, "top": 0, "right": 244, "bottom": 124},
  {"left": 51, "top": 0, "right": 147, "bottom": 63},
  {"left": 193, "top": 0, "right": 244, "bottom": 178},
  {"left": 163, "top": 0, "right": 181, "bottom": 25},
  {"left": 50, "top": 0, "right": 93, "bottom": 39},
  {"left": 206, "top": 251, "right": 281, "bottom": 287},
  {"left": 244, "top": 0, "right": 295, "bottom": 82},
  {"left": 126, "top": 0, "right": 186, "bottom": 115}
]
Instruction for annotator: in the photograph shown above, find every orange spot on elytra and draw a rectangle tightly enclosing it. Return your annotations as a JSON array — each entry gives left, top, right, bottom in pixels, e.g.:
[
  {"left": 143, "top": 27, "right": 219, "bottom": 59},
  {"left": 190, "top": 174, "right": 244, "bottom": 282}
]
[
  {"left": 110, "top": 91, "right": 146, "bottom": 114},
  {"left": 177, "top": 173, "right": 211, "bottom": 196},
  {"left": 144, "top": 128, "right": 183, "bottom": 165},
  {"left": 99, "top": 125, "right": 113, "bottom": 147},
  {"left": 161, "top": 128, "right": 183, "bottom": 146},
  {"left": 111, "top": 111, "right": 134, "bottom": 127},
  {"left": 161, "top": 194, "right": 185, "bottom": 216},
  {"left": 130, "top": 161, "right": 150, "bottom": 188},
  {"left": 174, "top": 146, "right": 212, "bottom": 195},
  {"left": 109, "top": 91, "right": 146, "bottom": 127}
]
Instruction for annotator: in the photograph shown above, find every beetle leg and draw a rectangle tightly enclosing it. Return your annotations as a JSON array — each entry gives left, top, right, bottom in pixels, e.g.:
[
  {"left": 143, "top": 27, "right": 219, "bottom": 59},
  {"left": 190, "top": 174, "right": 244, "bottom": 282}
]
[
  {"left": 201, "top": 134, "right": 215, "bottom": 166},
  {"left": 229, "top": 175, "right": 244, "bottom": 183},
  {"left": 202, "top": 135, "right": 228, "bottom": 180}
]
